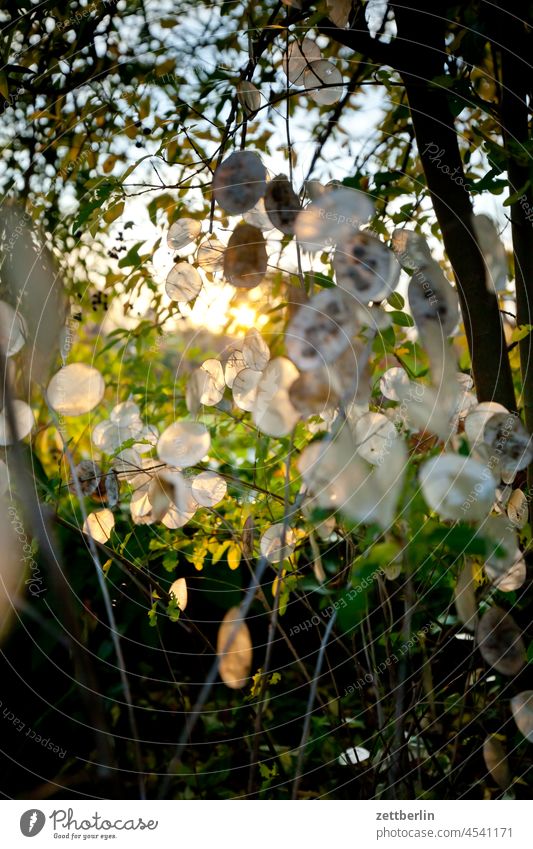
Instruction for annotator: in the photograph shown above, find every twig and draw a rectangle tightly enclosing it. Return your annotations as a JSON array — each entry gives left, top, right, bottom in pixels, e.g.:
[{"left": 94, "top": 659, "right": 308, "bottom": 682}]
[
  {"left": 388, "top": 569, "right": 415, "bottom": 797},
  {"left": 48, "top": 407, "right": 146, "bottom": 799},
  {"left": 291, "top": 609, "right": 337, "bottom": 799},
  {"left": 159, "top": 553, "right": 271, "bottom": 798},
  {"left": 0, "top": 351, "right": 117, "bottom": 789}
]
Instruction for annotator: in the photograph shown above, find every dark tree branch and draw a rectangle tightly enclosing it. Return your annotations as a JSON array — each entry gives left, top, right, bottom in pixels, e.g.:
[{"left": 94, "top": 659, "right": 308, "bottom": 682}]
[
  {"left": 317, "top": 5, "right": 398, "bottom": 68},
  {"left": 494, "top": 2, "right": 533, "bottom": 446},
  {"left": 392, "top": 2, "right": 516, "bottom": 409}
]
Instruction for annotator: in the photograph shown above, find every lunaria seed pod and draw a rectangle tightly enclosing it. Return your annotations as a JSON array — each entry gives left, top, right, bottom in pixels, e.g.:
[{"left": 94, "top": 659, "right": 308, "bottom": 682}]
[
  {"left": 334, "top": 231, "right": 400, "bottom": 302},
  {"left": 482, "top": 412, "right": 533, "bottom": 477},
  {"left": 285, "top": 288, "right": 358, "bottom": 372},
  {"left": 407, "top": 261, "right": 459, "bottom": 337},
  {"left": 476, "top": 606, "right": 526, "bottom": 676},
  {"left": 264, "top": 175, "right": 301, "bottom": 234},
  {"left": 70, "top": 460, "right": 101, "bottom": 497},
  {"left": 223, "top": 223, "right": 268, "bottom": 289},
  {"left": 212, "top": 151, "right": 266, "bottom": 214}
]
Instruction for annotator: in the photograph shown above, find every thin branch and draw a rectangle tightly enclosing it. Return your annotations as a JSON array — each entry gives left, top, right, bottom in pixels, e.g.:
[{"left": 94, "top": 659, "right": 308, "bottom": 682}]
[
  {"left": 291, "top": 609, "right": 337, "bottom": 799},
  {"left": 0, "top": 351, "right": 118, "bottom": 790},
  {"left": 49, "top": 407, "right": 146, "bottom": 799}
]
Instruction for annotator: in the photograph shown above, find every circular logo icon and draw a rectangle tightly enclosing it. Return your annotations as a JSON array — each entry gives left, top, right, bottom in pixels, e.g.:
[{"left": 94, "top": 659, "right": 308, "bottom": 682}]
[{"left": 20, "top": 810, "right": 46, "bottom": 837}]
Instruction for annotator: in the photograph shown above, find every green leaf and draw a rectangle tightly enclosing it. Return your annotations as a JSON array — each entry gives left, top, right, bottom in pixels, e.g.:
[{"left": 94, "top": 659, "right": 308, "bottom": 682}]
[
  {"left": 430, "top": 74, "right": 455, "bottom": 89},
  {"left": 421, "top": 523, "right": 487, "bottom": 557},
  {"left": 335, "top": 587, "right": 368, "bottom": 635},
  {"left": 306, "top": 271, "right": 335, "bottom": 289},
  {"left": 373, "top": 324, "right": 396, "bottom": 354},
  {"left": 148, "top": 601, "right": 158, "bottom": 627},
  {"left": 389, "top": 310, "right": 414, "bottom": 327},
  {"left": 503, "top": 182, "right": 531, "bottom": 207},
  {"left": 374, "top": 170, "right": 403, "bottom": 187},
  {"left": 367, "top": 541, "right": 402, "bottom": 567},
  {"left": 72, "top": 198, "right": 101, "bottom": 233},
  {"left": 470, "top": 169, "right": 506, "bottom": 195},
  {"left": 118, "top": 242, "right": 145, "bottom": 269},
  {"left": 167, "top": 596, "right": 181, "bottom": 622},
  {"left": 387, "top": 292, "right": 405, "bottom": 310},
  {"left": 342, "top": 175, "right": 365, "bottom": 190},
  {"left": 162, "top": 552, "right": 177, "bottom": 573}
]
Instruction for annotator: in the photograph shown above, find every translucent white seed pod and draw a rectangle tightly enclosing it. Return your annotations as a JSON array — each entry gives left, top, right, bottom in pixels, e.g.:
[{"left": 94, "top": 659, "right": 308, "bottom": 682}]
[{"left": 334, "top": 231, "right": 400, "bottom": 302}]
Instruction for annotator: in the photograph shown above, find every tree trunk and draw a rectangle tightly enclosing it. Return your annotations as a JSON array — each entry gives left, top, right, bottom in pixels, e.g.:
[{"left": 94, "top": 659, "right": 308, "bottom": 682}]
[
  {"left": 392, "top": 1, "right": 516, "bottom": 410},
  {"left": 494, "top": 1, "right": 533, "bottom": 482}
]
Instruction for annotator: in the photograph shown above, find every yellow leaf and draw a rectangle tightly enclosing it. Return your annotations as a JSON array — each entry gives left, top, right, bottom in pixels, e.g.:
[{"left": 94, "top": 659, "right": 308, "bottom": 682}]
[
  {"left": 249, "top": 667, "right": 264, "bottom": 697},
  {"left": 104, "top": 201, "right": 124, "bottom": 224},
  {"left": 139, "top": 98, "right": 151, "bottom": 120},
  {"left": 272, "top": 568, "right": 286, "bottom": 598},
  {"left": 228, "top": 544, "right": 241, "bottom": 571},
  {"left": 103, "top": 155, "right": 117, "bottom": 174},
  {"left": 0, "top": 71, "right": 9, "bottom": 101},
  {"left": 155, "top": 59, "right": 176, "bottom": 76},
  {"left": 472, "top": 559, "right": 485, "bottom": 586},
  {"left": 511, "top": 324, "right": 533, "bottom": 343},
  {"left": 166, "top": 140, "right": 177, "bottom": 163},
  {"left": 211, "top": 539, "right": 231, "bottom": 564}
]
